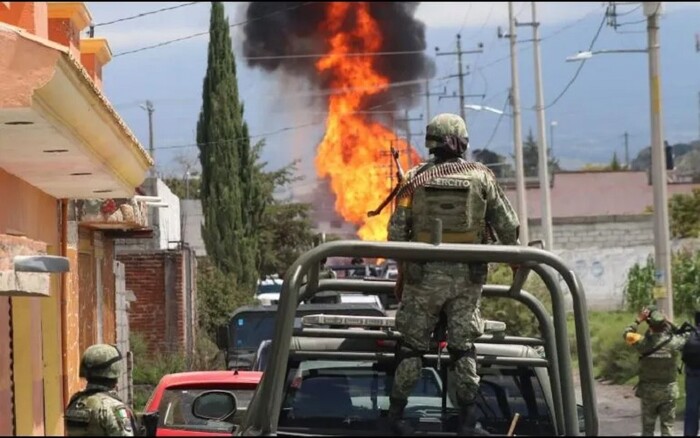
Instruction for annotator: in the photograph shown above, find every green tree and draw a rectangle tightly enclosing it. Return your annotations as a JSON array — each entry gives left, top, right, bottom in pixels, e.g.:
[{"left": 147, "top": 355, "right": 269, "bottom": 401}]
[
  {"left": 196, "top": 257, "right": 254, "bottom": 340},
  {"left": 669, "top": 188, "right": 700, "bottom": 238},
  {"left": 197, "top": 2, "right": 264, "bottom": 291},
  {"left": 472, "top": 148, "right": 513, "bottom": 178},
  {"left": 610, "top": 152, "right": 621, "bottom": 171},
  {"left": 255, "top": 161, "right": 317, "bottom": 277},
  {"left": 520, "top": 129, "right": 561, "bottom": 177}
]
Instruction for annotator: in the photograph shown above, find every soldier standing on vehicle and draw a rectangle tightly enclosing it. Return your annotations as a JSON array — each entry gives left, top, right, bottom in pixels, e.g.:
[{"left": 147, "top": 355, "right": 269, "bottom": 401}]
[
  {"left": 65, "top": 344, "right": 140, "bottom": 436},
  {"left": 682, "top": 305, "right": 700, "bottom": 437},
  {"left": 386, "top": 113, "right": 520, "bottom": 435},
  {"left": 319, "top": 257, "right": 337, "bottom": 279},
  {"left": 623, "top": 305, "right": 691, "bottom": 437}
]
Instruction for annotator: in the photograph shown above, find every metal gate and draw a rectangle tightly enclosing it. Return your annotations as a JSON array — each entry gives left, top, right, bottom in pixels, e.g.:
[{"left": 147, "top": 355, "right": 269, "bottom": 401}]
[{"left": 114, "top": 261, "right": 133, "bottom": 406}]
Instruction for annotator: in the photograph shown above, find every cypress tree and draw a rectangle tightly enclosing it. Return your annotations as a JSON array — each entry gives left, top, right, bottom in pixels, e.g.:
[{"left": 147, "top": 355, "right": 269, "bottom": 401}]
[{"left": 197, "top": 1, "right": 259, "bottom": 291}]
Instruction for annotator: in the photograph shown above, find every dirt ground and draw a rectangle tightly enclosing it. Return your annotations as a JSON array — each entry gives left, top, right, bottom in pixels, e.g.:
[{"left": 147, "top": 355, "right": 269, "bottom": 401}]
[{"left": 573, "top": 374, "right": 686, "bottom": 436}]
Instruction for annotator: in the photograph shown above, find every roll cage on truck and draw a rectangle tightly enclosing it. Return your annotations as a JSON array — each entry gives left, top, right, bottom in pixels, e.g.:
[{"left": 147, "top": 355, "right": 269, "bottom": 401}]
[{"left": 186, "top": 224, "right": 599, "bottom": 436}]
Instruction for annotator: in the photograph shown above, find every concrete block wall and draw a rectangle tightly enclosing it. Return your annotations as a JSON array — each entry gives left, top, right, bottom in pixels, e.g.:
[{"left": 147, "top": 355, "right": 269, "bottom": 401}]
[
  {"left": 522, "top": 214, "right": 700, "bottom": 311},
  {"left": 526, "top": 215, "right": 654, "bottom": 251}
]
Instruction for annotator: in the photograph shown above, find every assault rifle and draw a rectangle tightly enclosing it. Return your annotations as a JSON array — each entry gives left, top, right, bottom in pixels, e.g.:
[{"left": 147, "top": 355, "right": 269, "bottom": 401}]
[{"left": 367, "top": 146, "right": 404, "bottom": 218}]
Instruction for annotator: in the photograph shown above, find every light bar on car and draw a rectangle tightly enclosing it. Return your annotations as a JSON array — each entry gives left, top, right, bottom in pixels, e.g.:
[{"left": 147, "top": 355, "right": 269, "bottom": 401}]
[
  {"left": 300, "top": 314, "right": 507, "bottom": 334},
  {"left": 301, "top": 314, "right": 396, "bottom": 328}
]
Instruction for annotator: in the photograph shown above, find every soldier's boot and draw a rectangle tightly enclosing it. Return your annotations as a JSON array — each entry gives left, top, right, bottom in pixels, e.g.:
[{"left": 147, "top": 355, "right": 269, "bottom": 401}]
[
  {"left": 457, "top": 402, "right": 491, "bottom": 436},
  {"left": 385, "top": 397, "right": 413, "bottom": 436}
]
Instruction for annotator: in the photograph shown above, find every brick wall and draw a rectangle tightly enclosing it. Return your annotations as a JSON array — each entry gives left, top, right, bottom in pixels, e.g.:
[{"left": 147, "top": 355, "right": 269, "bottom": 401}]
[
  {"left": 526, "top": 214, "right": 654, "bottom": 250},
  {"left": 117, "top": 250, "right": 193, "bottom": 354}
]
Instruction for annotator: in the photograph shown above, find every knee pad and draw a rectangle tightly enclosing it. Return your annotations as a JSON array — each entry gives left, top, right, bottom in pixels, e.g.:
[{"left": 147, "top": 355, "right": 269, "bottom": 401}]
[{"left": 447, "top": 345, "right": 476, "bottom": 368}]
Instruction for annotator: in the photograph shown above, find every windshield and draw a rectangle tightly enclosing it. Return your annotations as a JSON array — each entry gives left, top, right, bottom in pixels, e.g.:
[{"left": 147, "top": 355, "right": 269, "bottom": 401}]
[
  {"left": 278, "top": 360, "right": 449, "bottom": 434},
  {"left": 230, "top": 313, "right": 277, "bottom": 351},
  {"left": 157, "top": 387, "right": 256, "bottom": 432},
  {"left": 275, "top": 359, "right": 555, "bottom": 435}
]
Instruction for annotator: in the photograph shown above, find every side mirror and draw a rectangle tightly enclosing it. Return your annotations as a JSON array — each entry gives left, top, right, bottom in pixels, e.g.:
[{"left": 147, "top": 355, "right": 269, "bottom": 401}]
[
  {"left": 216, "top": 325, "right": 229, "bottom": 350},
  {"left": 138, "top": 412, "right": 159, "bottom": 436},
  {"left": 577, "top": 404, "right": 585, "bottom": 433},
  {"left": 192, "top": 391, "right": 238, "bottom": 421}
]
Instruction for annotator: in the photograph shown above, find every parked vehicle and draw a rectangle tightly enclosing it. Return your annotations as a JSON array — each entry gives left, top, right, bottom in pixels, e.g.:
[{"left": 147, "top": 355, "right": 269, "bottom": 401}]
[
  {"left": 142, "top": 370, "right": 262, "bottom": 436},
  {"left": 227, "top": 239, "right": 597, "bottom": 436},
  {"left": 216, "top": 303, "right": 386, "bottom": 371}
]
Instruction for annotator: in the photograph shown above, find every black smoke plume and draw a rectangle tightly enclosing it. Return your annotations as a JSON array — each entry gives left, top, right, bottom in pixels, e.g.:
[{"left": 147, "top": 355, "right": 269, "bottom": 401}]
[{"left": 240, "top": 2, "right": 435, "bottom": 122}]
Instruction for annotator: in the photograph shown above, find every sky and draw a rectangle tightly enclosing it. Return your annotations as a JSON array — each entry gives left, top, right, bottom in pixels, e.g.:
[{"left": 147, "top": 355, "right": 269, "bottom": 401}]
[{"left": 85, "top": 2, "right": 700, "bottom": 192}]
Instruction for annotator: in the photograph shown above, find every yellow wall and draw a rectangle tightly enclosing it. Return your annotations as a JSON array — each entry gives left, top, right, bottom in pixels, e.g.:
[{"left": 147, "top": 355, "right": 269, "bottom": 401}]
[
  {"left": 0, "top": 168, "right": 61, "bottom": 435},
  {"left": 42, "top": 245, "right": 64, "bottom": 436}
]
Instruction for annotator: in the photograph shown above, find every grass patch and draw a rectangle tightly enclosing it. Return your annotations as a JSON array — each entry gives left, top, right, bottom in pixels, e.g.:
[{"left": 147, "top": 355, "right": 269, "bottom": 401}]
[{"left": 129, "top": 332, "right": 227, "bottom": 412}]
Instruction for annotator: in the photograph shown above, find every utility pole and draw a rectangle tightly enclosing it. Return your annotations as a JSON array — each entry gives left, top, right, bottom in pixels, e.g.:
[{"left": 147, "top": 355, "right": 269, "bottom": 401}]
[
  {"left": 435, "top": 35, "right": 485, "bottom": 124},
  {"left": 499, "top": 2, "right": 529, "bottom": 245},
  {"left": 395, "top": 110, "right": 423, "bottom": 167},
  {"left": 141, "top": 100, "right": 155, "bottom": 177},
  {"left": 517, "top": 2, "right": 553, "bottom": 250},
  {"left": 624, "top": 131, "right": 630, "bottom": 169},
  {"left": 424, "top": 78, "right": 447, "bottom": 123},
  {"left": 644, "top": 2, "right": 672, "bottom": 320}
]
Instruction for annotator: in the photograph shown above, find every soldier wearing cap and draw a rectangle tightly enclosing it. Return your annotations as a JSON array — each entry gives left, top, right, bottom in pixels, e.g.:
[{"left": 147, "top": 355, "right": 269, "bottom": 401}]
[
  {"left": 65, "top": 344, "right": 139, "bottom": 436},
  {"left": 623, "top": 305, "right": 692, "bottom": 436}
]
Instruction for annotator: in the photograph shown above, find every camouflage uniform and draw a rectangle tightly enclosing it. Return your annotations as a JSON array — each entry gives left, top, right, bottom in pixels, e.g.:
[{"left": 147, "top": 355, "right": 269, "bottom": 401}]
[
  {"left": 623, "top": 310, "right": 691, "bottom": 437},
  {"left": 387, "top": 113, "right": 520, "bottom": 435},
  {"left": 65, "top": 344, "right": 138, "bottom": 436}
]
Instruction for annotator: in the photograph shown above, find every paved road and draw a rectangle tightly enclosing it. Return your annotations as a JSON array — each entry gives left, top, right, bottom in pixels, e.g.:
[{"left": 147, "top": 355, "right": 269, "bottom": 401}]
[{"left": 574, "top": 375, "right": 688, "bottom": 436}]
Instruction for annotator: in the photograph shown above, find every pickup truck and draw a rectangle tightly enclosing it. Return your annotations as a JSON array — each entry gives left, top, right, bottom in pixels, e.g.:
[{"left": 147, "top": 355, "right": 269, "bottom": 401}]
[{"left": 198, "top": 239, "right": 599, "bottom": 436}]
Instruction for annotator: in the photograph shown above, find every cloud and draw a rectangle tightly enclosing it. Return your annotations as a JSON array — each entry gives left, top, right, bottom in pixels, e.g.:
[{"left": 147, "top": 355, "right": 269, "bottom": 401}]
[{"left": 415, "top": 2, "right": 605, "bottom": 29}]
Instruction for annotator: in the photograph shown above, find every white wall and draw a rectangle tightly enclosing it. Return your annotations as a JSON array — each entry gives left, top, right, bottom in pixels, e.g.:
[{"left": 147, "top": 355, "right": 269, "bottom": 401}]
[
  {"left": 156, "top": 179, "right": 181, "bottom": 250},
  {"left": 552, "top": 238, "right": 700, "bottom": 311}
]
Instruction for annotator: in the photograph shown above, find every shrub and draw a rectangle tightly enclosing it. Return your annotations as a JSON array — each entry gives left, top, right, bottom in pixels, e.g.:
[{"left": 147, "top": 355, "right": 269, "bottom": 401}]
[{"left": 481, "top": 264, "right": 552, "bottom": 338}]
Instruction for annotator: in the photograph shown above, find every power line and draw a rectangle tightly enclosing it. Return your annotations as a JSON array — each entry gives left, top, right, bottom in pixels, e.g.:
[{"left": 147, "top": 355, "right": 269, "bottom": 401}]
[
  {"left": 154, "top": 80, "right": 456, "bottom": 153},
  {"left": 93, "top": 2, "right": 200, "bottom": 27},
  {"left": 113, "top": 2, "right": 315, "bottom": 58},
  {"left": 457, "top": 2, "right": 475, "bottom": 36},
  {"left": 483, "top": 94, "right": 511, "bottom": 150},
  {"left": 541, "top": 11, "right": 608, "bottom": 110},
  {"left": 155, "top": 120, "right": 325, "bottom": 151},
  {"left": 479, "top": 6, "right": 604, "bottom": 72}
]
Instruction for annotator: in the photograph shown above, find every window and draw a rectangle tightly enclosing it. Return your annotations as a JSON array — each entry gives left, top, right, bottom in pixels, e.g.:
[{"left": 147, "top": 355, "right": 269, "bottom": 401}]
[
  {"left": 278, "top": 361, "right": 448, "bottom": 432},
  {"left": 157, "top": 388, "right": 256, "bottom": 432},
  {"left": 230, "top": 314, "right": 277, "bottom": 351},
  {"left": 471, "top": 366, "right": 555, "bottom": 436}
]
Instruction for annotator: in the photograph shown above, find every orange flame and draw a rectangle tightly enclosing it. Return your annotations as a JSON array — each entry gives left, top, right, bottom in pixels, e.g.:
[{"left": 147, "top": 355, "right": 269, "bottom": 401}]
[{"left": 314, "top": 2, "right": 422, "bottom": 241}]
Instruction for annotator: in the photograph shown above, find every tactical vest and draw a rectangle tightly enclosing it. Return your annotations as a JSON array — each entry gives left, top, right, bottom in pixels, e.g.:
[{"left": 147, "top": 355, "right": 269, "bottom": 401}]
[
  {"left": 410, "top": 166, "right": 487, "bottom": 245},
  {"left": 65, "top": 388, "right": 134, "bottom": 436},
  {"left": 638, "top": 335, "right": 680, "bottom": 384}
]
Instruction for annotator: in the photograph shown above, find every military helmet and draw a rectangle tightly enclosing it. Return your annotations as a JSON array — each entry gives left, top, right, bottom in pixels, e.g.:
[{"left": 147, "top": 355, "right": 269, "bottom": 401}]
[
  {"left": 79, "top": 344, "right": 123, "bottom": 380},
  {"left": 425, "top": 113, "right": 469, "bottom": 156},
  {"left": 648, "top": 309, "right": 666, "bottom": 327}
]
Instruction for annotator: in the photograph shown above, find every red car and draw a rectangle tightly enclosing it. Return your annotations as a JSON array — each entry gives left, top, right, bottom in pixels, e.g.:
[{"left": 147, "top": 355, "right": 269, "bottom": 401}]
[{"left": 143, "top": 370, "right": 262, "bottom": 436}]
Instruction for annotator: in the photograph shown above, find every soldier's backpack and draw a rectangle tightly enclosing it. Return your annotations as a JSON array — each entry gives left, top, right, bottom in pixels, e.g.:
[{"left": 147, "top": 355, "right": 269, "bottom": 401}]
[{"left": 682, "top": 327, "right": 700, "bottom": 369}]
